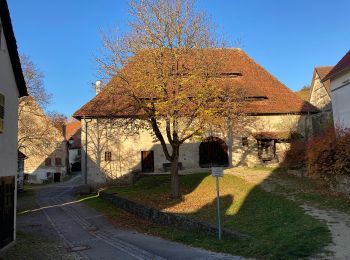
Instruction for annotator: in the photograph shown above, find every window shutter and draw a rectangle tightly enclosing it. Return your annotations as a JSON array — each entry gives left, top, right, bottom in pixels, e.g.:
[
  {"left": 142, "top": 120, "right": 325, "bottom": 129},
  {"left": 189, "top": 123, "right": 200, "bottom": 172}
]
[{"left": 0, "top": 93, "right": 4, "bottom": 133}]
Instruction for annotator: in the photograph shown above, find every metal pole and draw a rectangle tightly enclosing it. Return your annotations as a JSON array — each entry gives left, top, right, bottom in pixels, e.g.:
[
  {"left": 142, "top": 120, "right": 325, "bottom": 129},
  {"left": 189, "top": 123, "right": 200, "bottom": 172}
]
[{"left": 216, "top": 175, "right": 222, "bottom": 240}]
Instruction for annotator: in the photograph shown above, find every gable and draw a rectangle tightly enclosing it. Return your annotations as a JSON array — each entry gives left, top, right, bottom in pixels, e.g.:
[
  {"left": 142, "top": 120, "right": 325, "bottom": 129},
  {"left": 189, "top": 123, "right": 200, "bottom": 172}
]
[{"left": 309, "top": 67, "right": 333, "bottom": 110}]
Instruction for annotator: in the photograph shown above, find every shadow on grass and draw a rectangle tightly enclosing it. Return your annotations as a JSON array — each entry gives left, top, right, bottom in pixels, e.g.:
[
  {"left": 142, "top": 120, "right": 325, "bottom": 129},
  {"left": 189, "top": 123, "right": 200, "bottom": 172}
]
[{"left": 101, "top": 170, "right": 331, "bottom": 259}]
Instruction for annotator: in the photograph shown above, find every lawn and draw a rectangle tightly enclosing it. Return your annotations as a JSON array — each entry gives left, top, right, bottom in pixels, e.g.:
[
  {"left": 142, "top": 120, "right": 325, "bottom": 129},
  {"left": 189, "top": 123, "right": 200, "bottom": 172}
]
[
  {"left": 268, "top": 170, "right": 350, "bottom": 214},
  {"left": 84, "top": 172, "right": 331, "bottom": 259}
]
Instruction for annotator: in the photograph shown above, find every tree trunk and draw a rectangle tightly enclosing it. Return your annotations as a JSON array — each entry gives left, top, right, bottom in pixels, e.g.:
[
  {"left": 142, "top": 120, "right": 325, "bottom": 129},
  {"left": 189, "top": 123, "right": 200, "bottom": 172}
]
[{"left": 170, "top": 152, "right": 180, "bottom": 198}]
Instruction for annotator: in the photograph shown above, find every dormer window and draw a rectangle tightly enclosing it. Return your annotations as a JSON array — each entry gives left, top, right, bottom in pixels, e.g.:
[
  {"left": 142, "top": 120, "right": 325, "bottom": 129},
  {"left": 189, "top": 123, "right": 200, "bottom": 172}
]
[
  {"left": 245, "top": 96, "right": 268, "bottom": 101},
  {"left": 219, "top": 72, "right": 242, "bottom": 78}
]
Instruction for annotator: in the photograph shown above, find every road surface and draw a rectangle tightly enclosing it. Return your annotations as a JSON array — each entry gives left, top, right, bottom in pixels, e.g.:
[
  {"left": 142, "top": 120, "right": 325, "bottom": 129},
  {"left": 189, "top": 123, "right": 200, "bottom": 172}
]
[{"left": 17, "top": 174, "right": 244, "bottom": 260}]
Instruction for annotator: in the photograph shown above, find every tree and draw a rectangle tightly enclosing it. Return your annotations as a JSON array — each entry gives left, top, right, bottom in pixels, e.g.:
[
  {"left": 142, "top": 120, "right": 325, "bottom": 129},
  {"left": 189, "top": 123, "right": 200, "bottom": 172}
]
[
  {"left": 18, "top": 55, "right": 65, "bottom": 158},
  {"left": 98, "top": 0, "right": 243, "bottom": 198},
  {"left": 20, "top": 54, "right": 51, "bottom": 109},
  {"left": 47, "top": 111, "right": 68, "bottom": 131}
]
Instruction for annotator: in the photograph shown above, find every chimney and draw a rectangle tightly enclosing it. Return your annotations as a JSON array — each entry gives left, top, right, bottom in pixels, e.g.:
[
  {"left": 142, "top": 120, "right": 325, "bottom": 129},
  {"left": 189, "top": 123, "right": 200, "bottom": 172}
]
[{"left": 95, "top": 80, "right": 102, "bottom": 95}]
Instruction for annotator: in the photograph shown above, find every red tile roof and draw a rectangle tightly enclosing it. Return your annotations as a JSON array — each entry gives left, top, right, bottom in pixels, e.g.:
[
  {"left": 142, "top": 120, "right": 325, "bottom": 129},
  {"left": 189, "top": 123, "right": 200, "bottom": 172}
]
[
  {"left": 74, "top": 49, "right": 318, "bottom": 118},
  {"left": 323, "top": 50, "right": 350, "bottom": 81},
  {"left": 66, "top": 121, "right": 81, "bottom": 149}
]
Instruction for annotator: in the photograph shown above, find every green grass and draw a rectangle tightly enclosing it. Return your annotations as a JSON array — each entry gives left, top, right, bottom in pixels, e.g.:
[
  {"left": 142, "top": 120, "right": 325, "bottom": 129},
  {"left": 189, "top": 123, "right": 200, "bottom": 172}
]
[
  {"left": 84, "top": 173, "right": 331, "bottom": 259},
  {"left": 270, "top": 172, "right": 350, "bottom": 214}
]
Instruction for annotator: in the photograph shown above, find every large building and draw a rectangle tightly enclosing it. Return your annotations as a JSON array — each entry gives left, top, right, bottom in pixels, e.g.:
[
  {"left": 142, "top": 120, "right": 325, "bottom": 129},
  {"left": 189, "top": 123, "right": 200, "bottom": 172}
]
[
  {"left": 74, "top": 49, "right": 318, "bottom": 185},
  {"left": 0, "top": 0, "right": 28, "bottom": 250},
  {"left": 323, "top": 50, "right": 350, "bottom": 129}
]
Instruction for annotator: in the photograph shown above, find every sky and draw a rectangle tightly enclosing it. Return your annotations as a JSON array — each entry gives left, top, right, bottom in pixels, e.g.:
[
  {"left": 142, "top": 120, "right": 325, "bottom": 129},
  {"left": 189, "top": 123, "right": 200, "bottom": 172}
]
[{"left": 8, "top": 0, "right": 350, "bottom": 117}]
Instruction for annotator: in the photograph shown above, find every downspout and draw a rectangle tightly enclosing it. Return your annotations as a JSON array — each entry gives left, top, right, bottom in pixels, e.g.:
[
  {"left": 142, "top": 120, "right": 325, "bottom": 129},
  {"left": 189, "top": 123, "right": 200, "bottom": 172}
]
[{"left": 83, "top": 116, "right": 92, "bottom": 185}]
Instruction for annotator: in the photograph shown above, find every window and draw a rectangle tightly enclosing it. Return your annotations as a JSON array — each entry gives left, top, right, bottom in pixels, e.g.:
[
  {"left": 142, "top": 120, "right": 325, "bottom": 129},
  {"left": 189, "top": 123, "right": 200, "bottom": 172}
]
[
  {"left": 77, "top": 149, "right": 81, "bottom": 156},
  {"left": 105, "top": 151, "right": 112, "bottom": 161},
  {"left": 45, "top": 158, "right": 51, "bottom": 166},
  {"left": 0, "top": 93, "right": 4, "bottom": 133},
  {"left": 55, "top": 158, "right": 62, "bottom": 166},
  {"left": 46, "top": 172, "right": 51, "bottom": 178},
  {"left": 242, "top": 137, "right": 248, "bottom": 147}
]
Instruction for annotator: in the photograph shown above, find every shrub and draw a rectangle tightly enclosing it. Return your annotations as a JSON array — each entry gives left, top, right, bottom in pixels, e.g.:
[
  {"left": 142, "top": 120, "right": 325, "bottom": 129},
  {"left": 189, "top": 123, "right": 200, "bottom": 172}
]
[
  {"left": 282, "top": 140, "right": 307, "bottom": 168},
  {"left": 306, "top": 127, "right": 350, "bottom": 186}
]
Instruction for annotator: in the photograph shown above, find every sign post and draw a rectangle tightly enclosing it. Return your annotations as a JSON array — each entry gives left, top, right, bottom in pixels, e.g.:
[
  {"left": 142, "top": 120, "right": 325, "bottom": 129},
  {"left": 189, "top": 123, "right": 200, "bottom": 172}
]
[{"left": 211, "top": 167, "right": 223, "bottom": 240}]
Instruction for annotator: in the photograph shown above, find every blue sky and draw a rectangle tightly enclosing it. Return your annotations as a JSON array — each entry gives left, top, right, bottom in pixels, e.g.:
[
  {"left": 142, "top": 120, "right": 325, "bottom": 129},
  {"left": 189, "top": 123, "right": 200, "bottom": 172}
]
[{"left": 8, "top": 0, "right": 350, "bottom": 117}]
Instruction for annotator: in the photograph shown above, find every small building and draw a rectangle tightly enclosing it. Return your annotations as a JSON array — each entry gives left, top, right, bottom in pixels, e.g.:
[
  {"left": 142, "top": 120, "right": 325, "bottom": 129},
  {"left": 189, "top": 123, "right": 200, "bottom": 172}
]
[
  {"left": 323, "top": 50, "right": 350, "bottom": 129},
  {"left": 303, "top": 66, "right": 334, "bottom": 135},
  {"left": 0, "top": 0, "right": 28, "bottom": 250},
  {"left": 65, "top": 120, "right": 82, "bottom": 172},
  {"left": 18, "top": 97, "right": 67, "bottom": 184},
  {"left": 74, "top": 49, "right": 318, "bottom": 185}
]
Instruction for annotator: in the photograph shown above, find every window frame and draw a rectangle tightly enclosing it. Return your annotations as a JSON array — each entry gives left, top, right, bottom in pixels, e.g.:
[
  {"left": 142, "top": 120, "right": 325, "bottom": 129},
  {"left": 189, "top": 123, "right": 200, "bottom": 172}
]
[
  {"left": 105, "top": 151, "right": 112, "bottom": 162},
  {"left": 44, "top": 158, "right": 51, "bottom": 166}
]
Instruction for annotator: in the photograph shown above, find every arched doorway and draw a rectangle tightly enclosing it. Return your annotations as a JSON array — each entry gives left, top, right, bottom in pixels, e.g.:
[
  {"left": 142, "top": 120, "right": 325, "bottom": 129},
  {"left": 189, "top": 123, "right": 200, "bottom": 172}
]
[{"left": 199, "top": 136, "right": 229, "bottom": 167}]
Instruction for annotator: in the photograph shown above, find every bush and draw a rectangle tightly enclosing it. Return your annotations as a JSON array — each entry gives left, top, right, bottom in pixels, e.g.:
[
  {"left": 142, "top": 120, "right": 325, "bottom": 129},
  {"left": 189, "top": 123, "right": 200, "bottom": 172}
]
[
  {"left": 282, "top": 140, "right": 307, "bottom": 168},
  {"left": 306, "top": 127, "right": 350, "bottom": 186}
]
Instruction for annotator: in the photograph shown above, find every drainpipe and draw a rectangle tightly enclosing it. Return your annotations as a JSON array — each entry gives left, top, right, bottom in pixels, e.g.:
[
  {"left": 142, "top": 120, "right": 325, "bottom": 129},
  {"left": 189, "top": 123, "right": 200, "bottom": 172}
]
[{"left": 83, "top": 116, "right": 92, "bottom": 185}]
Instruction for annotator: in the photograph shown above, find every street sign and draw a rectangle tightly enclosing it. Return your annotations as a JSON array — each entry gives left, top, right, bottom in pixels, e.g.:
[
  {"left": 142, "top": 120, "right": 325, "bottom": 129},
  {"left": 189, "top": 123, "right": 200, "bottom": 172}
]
[
  {"left": 211, "top": 167, "right": 223, "bottom": 240},
  {"left": 211, "top": 167, "right": 224, "bottom": 177}
]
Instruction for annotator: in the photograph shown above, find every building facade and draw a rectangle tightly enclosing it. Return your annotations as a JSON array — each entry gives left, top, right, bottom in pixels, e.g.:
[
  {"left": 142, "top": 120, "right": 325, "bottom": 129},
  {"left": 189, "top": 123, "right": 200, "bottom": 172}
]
[
  {"left": 74, "top": 49, "right": 318, "bottom": 185},
  {"left": 309, "top": 66, "right": 333, "bottom": 111},
  {"left": 0, "top": 0, "right": 28, "bottom": 250}
]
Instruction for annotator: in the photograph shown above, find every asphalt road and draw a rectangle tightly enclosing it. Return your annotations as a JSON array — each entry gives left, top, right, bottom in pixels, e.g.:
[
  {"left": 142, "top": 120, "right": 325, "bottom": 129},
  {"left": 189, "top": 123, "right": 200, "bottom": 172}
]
[{"left": 17, "top": 175, "right": 244, "bottom": 260}]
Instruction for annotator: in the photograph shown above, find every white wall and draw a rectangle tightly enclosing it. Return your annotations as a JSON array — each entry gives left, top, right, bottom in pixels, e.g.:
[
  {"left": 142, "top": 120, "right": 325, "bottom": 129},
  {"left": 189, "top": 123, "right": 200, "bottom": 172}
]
[
  {"left": 331, "top": 70, "right": 350, "bottom": 129},
  {"left": 81, "top": 114, "right": 310, "bottom": 184},
  {"left": 68, "top": 148, "right": 80, "bottom": 165},
  {"left": 0, "top": 23, "right": 19, "bottom": 178},
  {"left": 0, "top": 20, "right": 20, "bottom": 246}
]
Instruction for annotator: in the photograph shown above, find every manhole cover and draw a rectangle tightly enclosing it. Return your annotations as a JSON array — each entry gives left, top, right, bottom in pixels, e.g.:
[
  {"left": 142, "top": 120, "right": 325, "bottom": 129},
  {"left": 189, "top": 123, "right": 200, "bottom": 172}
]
[{"left": 67, "top": 245, "right": 91, "bottom": 252}]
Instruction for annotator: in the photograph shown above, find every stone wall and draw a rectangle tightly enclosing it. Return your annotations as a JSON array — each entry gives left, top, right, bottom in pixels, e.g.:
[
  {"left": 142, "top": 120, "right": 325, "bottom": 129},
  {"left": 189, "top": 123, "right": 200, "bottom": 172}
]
[
  {"left": 334, "top": 175, "right": 350, "bottom": 196},
  {"left": 100, "top": 192, "right": 248, "bottom": 240},
  {"left": 310, "top": 72, "right": 332, "bottom": 111}
]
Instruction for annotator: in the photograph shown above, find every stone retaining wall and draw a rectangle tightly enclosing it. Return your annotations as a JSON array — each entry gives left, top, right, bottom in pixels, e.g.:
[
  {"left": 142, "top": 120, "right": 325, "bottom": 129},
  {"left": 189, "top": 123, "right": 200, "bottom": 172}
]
[
  {"left": 334, "top": 175, "right": 350, "bottom": 196},
  {"left": 100, "top": 192, "right": 248, "bottom": 240}
]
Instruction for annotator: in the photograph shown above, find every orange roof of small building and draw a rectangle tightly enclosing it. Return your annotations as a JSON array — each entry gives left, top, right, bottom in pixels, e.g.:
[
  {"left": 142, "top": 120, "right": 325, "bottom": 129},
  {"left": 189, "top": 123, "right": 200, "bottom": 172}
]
[
  {"left": 74, "top": 49, "right": 318, "bottom": 118},
  {"left": 66, "top": 121, "right": 81, "bottom": 149}
]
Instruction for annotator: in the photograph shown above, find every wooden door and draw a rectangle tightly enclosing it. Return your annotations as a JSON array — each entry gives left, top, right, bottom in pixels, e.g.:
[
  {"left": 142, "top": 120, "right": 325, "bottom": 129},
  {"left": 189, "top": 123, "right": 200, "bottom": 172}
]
[
  {"left": 199, "top": 137, "right": 229, "bottom": 167},
  {"left": 54, "top": 172, "right": 61, "bottom": 182},
  {"left": 0, "top": 176, "right": 15, "bottom": 248},
  {"left": 141, "top": 151, "right": 154, "bottom": 172}
]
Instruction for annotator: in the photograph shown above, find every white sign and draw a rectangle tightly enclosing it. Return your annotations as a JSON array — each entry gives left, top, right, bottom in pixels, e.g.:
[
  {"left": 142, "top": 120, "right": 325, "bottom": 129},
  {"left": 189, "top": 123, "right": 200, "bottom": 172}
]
[{"left": 211, "top": 167, "right": 224, "bottom": 177}]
